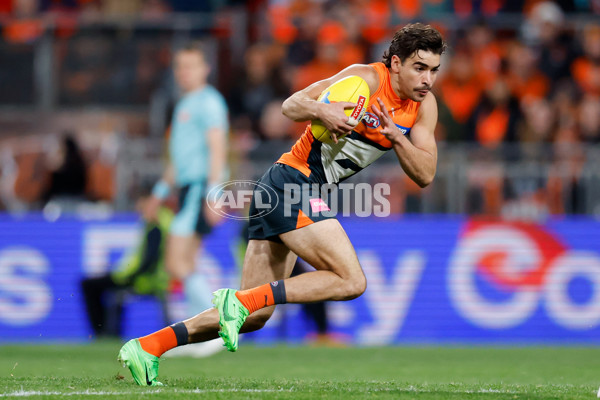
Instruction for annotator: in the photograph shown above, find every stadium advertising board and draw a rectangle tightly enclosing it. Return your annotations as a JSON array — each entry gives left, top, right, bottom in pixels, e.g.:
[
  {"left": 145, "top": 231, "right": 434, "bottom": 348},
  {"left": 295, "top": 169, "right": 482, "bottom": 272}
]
[{"left": 1, "top": 214, "right": 600, "bottom": 344}]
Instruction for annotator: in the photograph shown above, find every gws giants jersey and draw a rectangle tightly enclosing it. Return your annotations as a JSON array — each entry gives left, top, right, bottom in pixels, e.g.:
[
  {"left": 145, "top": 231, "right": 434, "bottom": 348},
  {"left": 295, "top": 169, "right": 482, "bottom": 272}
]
[{"left": 277, "top": 62, "right": 421, "bottom": 184}]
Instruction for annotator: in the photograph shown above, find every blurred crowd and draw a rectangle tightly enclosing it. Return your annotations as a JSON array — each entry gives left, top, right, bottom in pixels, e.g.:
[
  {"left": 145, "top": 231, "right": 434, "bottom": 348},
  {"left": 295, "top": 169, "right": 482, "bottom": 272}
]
[
  {"left": 0, "top": 0, "right": 599, "bottom": 216},
  {"left": 224, "top": 1, "right": 600, "bottom": 146}
]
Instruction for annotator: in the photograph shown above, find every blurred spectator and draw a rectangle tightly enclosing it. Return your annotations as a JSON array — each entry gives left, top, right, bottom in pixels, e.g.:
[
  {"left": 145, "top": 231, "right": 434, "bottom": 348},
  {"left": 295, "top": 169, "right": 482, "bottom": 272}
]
[
  {"left": 550, "top": 80, "right": 579, "bottom": 138},
  {"left": 504, "top": 41, "right": 550, "bottom": 103},
  {"left": 291, "top": 21, "right": 353, "bottom": 92},
  {"left": 81, "top": 194, "right": 173, "bottom": 338},
  {"left": 133, "top": 38, "right": 172, "bottom": 103},
  {"left": 318, "top": 20, "right": 365, "bottom": 67},
  {"left": 13, "top": 150, "right": 48, "bottom": 206},
  {"left": 517, "top": 98, "right": 556, "bottom": 147},
  {"left": 577, "top": 95, "right": 600, "bottom": 143},
  {"left": 2, "top": 0, "right": 43, "bottom": 44},
  {"left": 467, "top": 79, "right": 521, "bottom": 148},
  {"left": 521, "top": 1, "right": 565, "bottom": 46},
  {"left": 327, "top": 1, "right": 366, "bottom": 57},
  {"left": 436, "top": 46, "right": 484, "bottom": 141},
  {"left": 571, "top": 24, "right": 600, "bottom": 96},
  {"left": 0, "top": 0, "right": 40, "bottom": 105},
  {"left": 59, "top": 31, "right": 115, "bottom": 104},
  {"left": 259, "top": 98, "right": 294, "bottom": 140},
  {"left": 282, "top": 2, "right": 324, "bottom": 66},
  {"left": 464, "top": 21, "right": 504, "bottom": 85},
  {"left": 526, "top": 2, "right": 575, "bottom": 83},
  {"left": 247, "top": 98, "right": 297, "bottom": 160},
  {"left": 501, "top": 99, "right": 557, "bottom": 218},
  {"left": 266, "top": 2, "right": 299, "bottom": 46},
  {"left": 42, "top": 133, "right": 88, "bottom": 204},
  {"left": 452, "top": 0, "right": 508, "bottom": 17},
  {"left": 361, "top": 0, "right": 391, "bottom": 45},
  {"left": 85, "top": 132, "right": 118, "bottom": 202},
  {"left": 229, "top": 43, "right": 289, "bottom": 138}
]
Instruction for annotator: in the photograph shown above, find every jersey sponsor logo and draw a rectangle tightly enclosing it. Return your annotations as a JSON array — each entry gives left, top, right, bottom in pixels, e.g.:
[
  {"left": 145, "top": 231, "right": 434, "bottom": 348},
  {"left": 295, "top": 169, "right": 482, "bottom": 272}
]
[
  {"left": 363, "top": 112, "right": 380, "bottom": 129},
  {"left": 309, "top": 198, "right": 331, "bottom": 213},
  {"left": 351, "top": 95, "right": 367, "bottom": 120}
]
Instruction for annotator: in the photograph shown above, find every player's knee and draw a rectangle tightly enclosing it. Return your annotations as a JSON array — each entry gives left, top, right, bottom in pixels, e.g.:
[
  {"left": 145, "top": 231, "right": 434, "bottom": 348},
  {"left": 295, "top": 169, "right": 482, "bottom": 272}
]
[
  {"left": 241, "top": 308, "right": 273, "bottom": 333},
  {"left": 341, "top": 275, "right": 367, "bottom": 300}
]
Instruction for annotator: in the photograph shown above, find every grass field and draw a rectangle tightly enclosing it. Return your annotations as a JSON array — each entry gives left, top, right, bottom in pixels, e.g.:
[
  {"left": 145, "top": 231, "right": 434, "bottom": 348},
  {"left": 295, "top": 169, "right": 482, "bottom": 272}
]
[{"left": 1, "top": 341, "right": 599, "bottom": 399}]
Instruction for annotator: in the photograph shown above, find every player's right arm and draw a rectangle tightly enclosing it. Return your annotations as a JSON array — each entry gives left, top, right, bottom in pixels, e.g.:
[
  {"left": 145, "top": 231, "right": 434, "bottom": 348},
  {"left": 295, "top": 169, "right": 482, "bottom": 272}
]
[{"left": 282, "top": 64, "right": 379, "bottom": 140}]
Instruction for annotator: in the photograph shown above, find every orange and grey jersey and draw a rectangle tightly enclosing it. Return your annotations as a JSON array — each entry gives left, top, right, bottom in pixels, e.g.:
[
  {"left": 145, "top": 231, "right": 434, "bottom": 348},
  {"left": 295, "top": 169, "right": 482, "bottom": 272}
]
[{"left": 277, "top": 62, "right": 421, "bottom": 184}]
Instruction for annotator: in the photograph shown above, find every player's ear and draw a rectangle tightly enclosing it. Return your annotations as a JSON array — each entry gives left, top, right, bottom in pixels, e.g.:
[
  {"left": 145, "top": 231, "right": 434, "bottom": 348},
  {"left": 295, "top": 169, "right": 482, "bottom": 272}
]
[{"left": 390, "top": 55, "right": 402, "bottom": 73}]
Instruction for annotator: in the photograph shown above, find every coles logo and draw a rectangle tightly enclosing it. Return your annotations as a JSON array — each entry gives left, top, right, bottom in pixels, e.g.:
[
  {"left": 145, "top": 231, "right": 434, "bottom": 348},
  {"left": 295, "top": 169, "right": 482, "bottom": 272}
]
[
  {"left": 448, "top": 221, "right": 600, "bottom": 330},
  {"left": 363, "top": 112, "right": 380, "bottom": 129}
]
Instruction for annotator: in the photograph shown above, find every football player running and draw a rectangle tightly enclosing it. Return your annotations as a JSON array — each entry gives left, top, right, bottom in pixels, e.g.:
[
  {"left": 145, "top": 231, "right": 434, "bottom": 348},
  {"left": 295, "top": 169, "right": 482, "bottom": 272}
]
[{"left": 119, "top": 23, "right": 446, "bottom": 386}]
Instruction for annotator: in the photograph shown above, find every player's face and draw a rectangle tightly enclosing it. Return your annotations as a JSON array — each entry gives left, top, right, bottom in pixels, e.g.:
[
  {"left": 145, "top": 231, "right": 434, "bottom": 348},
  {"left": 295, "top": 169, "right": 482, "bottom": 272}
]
[
  {"left": 174, "top": 50, "right": 209, "bottom": 93},
  {"left": 393, "top": 51, "right": 441, "bottom": 102}
]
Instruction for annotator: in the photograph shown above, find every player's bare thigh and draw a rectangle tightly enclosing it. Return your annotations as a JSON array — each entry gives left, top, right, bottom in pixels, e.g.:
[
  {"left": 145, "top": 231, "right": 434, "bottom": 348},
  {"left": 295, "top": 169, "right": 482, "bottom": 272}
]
[
  {"left": 279, "top": 219, "right": 362, "bottom": 277},
  {"left": 165, "top": 234, "right": 201, "bottom": 280},
  {"left": 278, "top": 218, "right": 366, "bottom": 301}
]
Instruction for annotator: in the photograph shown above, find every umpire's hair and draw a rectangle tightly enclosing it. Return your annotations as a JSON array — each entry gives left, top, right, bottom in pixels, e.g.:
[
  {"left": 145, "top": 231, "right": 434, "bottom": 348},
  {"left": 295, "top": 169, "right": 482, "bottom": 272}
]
[
  {"left": 382, "top": 23, "right": 447, "bottom": 67},
  {"left": 176, "top": 41, "right": 207, "bottom": 58}
]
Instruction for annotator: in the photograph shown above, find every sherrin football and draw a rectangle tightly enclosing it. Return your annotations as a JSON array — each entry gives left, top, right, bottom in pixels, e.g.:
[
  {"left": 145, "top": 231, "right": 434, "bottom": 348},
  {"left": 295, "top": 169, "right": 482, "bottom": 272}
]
[{"left": 311, "top": 75, "right": 370, "bottom": 142}]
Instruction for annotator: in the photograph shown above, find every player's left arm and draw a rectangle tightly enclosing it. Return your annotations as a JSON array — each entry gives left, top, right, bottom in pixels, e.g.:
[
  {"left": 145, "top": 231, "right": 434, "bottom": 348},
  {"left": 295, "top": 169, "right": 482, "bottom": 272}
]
[{"left": 371, "top": 93, "right": 438, "bottom": 188}]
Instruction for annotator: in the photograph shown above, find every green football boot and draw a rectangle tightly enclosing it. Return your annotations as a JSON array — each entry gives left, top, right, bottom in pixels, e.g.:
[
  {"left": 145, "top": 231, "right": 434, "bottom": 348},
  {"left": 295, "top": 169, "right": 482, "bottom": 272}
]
[
  {"left": 212, "top": 288, "right": 249, "bottom": 352},
  {"left": 117, "top": 339, "right": 163, "bottom": 386}
]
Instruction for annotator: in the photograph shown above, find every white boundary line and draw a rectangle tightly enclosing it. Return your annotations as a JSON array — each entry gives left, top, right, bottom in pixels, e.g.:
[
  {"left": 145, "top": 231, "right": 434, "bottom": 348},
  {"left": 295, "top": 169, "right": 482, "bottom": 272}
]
[{"left": 0, "top": 387, "right": 527, "bottom": 397}]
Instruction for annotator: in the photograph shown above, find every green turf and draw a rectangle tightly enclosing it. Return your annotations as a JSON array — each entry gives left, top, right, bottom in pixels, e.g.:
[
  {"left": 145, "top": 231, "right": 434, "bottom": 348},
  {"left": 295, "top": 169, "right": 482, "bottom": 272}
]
[{"left": 1, "top": 341, "right": 599, "bottom": 399}]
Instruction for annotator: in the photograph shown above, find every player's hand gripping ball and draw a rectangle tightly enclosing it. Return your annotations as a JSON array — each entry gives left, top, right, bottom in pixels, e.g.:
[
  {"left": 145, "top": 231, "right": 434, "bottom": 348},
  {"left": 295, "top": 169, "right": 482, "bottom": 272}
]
[{"left": 311, "top": 75, "right": 370, "bottom": 142}]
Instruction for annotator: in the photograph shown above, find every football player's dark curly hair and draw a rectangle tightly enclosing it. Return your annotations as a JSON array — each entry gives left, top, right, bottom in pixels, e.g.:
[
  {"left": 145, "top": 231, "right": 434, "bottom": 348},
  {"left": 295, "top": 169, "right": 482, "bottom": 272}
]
[{"left": 382, "top": 23, "right": 447, "bottom": 67}]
